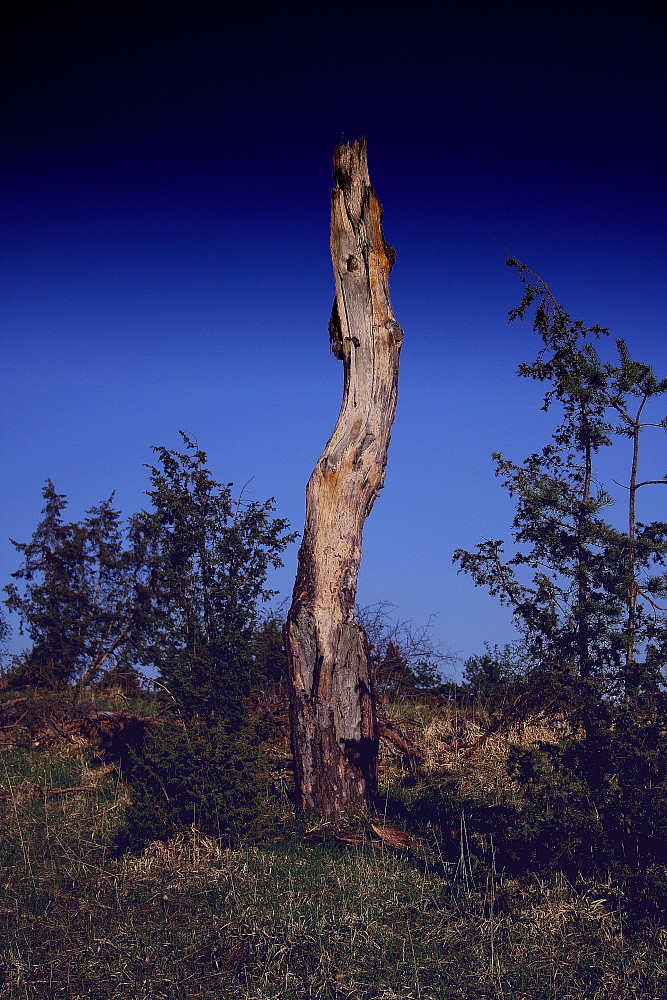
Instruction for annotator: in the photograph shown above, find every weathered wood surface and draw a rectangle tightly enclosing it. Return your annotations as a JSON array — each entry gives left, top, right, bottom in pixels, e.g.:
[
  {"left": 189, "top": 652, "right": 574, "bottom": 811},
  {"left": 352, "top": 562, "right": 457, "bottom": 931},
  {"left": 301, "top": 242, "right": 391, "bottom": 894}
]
[{"left": 285, "top": 139, "right": 403, "bottom": 818}]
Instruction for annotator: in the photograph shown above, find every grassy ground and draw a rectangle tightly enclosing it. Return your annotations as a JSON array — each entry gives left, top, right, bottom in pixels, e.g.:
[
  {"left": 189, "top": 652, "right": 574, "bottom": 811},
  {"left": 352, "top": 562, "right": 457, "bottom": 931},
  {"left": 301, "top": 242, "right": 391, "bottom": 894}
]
[{"left": 1, "top": 696, "right": 666, "bottom": 999}]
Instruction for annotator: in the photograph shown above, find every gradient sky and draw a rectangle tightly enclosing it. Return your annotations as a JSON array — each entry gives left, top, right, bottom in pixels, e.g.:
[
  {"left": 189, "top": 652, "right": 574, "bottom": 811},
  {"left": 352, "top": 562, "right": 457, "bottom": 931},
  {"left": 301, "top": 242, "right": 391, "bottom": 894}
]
[{"left": 1, "top": 1, "right": 665, "bottom": 674}]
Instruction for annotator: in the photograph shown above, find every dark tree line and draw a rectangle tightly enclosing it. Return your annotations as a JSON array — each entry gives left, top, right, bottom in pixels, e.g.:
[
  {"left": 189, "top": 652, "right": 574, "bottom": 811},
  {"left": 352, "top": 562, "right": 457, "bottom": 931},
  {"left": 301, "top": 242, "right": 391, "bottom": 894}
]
[{"left": 3, "top": 433, "right": 296, "bottom": 699}]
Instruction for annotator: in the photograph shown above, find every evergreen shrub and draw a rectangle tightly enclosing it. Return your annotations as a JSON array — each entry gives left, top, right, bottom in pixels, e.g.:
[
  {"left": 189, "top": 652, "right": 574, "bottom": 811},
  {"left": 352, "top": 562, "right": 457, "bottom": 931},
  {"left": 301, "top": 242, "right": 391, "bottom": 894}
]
[{"left": 116, "top": 717, "right": 264, "bottom": 854}]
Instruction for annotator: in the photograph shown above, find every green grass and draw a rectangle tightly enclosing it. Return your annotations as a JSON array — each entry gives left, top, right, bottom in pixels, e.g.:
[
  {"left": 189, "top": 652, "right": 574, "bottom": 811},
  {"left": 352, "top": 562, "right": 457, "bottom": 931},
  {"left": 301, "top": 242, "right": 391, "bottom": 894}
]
[{"left": 1, "top": 725, "right": 666, "bottom": 998}]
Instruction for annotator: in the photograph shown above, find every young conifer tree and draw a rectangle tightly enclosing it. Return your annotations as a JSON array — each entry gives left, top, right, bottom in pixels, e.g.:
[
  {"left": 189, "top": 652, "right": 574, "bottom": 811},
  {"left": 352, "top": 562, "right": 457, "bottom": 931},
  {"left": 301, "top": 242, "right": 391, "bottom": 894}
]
[
  {"left": 117, "top": 433, "right": 296, "bottom": 851},
  {"left": 134, "top": 432, "right": 296, "bottom": 724},
  {"left": 454, "top": 257, "right": 667, "bottom": 727},
  {"left": 4, "top": 481, "right": 146, "bottom": 689},
  {"left": 454, "top": 258, "right": 667, "bottom": 873}
]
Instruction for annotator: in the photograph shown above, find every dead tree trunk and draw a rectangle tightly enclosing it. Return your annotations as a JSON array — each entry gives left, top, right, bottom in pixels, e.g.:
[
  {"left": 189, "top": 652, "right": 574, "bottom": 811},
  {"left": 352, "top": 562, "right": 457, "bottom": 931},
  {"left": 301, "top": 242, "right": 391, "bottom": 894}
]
[{"left": 285, "top": 139, "right": 403, "bottom": 819}]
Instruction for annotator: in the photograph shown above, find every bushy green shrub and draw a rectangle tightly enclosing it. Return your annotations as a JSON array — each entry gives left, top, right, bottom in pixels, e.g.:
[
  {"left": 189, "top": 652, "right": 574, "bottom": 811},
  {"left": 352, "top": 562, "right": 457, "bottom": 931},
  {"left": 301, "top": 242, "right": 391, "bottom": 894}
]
[
  {"left": 115, "top": 717, "right": 264, "bottom": 854},
  {"left": 252, "top": 613, "right": 289, "bottom": 689},
  {"left": 498, "top": 717, "right": 667, "bottom": 878},
  {"left": 115, "top": 436, "right": 295, "bottom": 853},
  {"left": 502, "top": 741, "right": 606, "bottom": 875},
  {"left": 382, "top": 708, "right": 667, "bottom": 890},
  {"left": 462, "top": 643, "right": 527, "bottom": 708}
]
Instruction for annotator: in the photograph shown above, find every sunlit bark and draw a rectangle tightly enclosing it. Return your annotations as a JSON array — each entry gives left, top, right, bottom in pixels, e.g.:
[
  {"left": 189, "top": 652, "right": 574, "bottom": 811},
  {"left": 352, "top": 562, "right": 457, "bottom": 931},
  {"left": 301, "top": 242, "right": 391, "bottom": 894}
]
[{"left": 285, "top": 139, "right": 403, "bottom": 818}]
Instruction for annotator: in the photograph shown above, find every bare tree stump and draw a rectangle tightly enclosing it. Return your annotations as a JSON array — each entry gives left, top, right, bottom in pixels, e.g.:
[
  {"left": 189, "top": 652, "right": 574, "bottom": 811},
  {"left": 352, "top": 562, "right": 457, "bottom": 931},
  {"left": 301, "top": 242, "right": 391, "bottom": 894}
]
[{"left": 285, "top": 139, "right": 403, "bottom": 819}]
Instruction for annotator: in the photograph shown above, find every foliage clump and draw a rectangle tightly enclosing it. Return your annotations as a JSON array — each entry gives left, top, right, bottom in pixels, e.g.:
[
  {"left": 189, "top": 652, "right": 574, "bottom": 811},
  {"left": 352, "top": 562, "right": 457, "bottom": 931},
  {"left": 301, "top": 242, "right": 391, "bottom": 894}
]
[
  {"left": 1, "top": 433, "right": 296, "bottom": 852},
  {"left": 3, "top": 483, "right": 148, "bottom": 690},
  {"left": 450, "top": 256, "right": 667, "bottom": 889},
  {"left": 454, "top": 260, "right": 667, "bottom": 719},
  {"left": 115, "top": 719, "right": 264, "bottom": 853},
  {"left": 116, "top": 434, "right": 296, "bottom": 852},
  {"left": 461, "top": 643, "right": 527, "bottom": 709}
]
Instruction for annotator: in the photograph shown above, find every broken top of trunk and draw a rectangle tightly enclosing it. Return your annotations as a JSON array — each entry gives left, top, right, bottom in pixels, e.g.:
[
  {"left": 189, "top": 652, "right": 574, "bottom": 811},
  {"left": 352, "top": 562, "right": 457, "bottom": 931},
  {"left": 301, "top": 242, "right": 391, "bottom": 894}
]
[{"left": 285, "top": 139, "right": 403, "bottom": 819}]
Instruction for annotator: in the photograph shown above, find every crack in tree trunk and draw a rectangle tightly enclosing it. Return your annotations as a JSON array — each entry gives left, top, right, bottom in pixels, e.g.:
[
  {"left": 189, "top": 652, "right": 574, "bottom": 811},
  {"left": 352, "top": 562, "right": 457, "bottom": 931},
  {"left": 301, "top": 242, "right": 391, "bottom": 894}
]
[{"left": 285, "top": 139, "right": 403, "bottom": 819}]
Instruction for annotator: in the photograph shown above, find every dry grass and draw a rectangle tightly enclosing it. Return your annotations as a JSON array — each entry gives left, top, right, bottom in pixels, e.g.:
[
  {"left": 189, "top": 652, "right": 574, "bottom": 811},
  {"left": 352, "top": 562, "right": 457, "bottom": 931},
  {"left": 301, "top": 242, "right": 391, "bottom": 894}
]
[
  {"left": 2, "top": 796, "right": 666, "bottom": 997},
  {"left": 379, "top": 699, "right": 572, "bottom": 800},
  {"left": 1, "top": 699, "right": 666, "bottom": 998}
]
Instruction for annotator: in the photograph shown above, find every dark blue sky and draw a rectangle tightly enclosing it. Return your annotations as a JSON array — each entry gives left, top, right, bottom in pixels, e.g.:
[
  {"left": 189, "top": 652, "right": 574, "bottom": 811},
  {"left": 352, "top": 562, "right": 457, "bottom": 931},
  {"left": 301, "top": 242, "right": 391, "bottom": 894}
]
[{"left": 2, "top": 1, "right": 666, "bottom": 670}]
